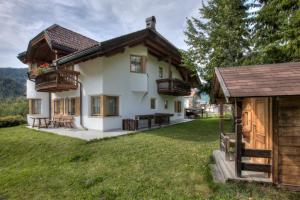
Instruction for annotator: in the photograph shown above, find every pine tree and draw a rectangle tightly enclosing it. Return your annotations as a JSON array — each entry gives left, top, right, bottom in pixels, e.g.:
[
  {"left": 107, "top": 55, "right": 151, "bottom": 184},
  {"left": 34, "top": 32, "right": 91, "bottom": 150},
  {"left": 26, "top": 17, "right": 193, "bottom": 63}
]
[
  {"left": 251, "top": 0, "right": 300, "bottom": 63},
  {"left": 184, "top": 0, "right": 250, "bottom": 91}
]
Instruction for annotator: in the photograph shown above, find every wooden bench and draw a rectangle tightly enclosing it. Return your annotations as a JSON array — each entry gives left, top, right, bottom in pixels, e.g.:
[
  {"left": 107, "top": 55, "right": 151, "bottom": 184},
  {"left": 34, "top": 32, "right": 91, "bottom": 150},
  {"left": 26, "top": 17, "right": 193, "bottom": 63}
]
[
  {"left": 61, "top": 116, "right": 74, "bottom": 128},
  {"left": 49, "top": 115, "right": 74, "bottom": 128}
]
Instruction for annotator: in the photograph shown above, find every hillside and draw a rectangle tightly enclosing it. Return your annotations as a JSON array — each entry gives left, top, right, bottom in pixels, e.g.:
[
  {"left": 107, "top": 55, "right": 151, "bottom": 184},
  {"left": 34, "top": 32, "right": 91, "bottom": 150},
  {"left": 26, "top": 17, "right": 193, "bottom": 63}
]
[{"left": 0, "top": 68, "right": 27, "bottom": 99}]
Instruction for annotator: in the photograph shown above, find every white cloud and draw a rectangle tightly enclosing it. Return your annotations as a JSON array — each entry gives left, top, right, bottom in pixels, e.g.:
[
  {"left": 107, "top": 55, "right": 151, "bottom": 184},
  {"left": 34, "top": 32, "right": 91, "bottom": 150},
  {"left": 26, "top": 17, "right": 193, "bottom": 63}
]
[{"left": 0, "top": 0, "right": 204, "bottom": 68}]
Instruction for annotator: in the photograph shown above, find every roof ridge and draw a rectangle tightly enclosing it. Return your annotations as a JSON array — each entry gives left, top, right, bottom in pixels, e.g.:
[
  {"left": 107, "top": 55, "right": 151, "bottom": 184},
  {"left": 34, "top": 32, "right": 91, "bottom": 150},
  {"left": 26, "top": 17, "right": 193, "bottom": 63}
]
[
  {"left": 218, "top": 62, "right": 300, "bottom": 70},
  {"left": 47, "top": 24, "right": 98, "bottom": 43}
]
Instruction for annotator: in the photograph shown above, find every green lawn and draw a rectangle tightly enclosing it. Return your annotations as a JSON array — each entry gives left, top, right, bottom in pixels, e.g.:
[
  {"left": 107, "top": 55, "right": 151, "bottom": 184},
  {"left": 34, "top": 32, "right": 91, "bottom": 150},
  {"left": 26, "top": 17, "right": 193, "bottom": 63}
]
[{"left": 0, "top": 118, "right": 299, "bottom": 199}]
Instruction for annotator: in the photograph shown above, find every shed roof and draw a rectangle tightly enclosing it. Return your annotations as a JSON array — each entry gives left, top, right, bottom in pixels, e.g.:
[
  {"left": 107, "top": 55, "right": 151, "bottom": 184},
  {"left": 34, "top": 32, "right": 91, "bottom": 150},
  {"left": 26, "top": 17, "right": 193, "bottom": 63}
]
[{"left": 215, "top": 62, "right": 300, "bottom": 98}]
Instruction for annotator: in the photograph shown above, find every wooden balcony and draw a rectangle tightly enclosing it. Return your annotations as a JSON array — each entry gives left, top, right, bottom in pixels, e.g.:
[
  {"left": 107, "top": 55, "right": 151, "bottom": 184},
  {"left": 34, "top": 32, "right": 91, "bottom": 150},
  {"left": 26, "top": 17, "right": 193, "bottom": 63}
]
[
  {"left": 156, "top": 78, "right": 191, "bottom": 96},
  {"left": 35, "top": 69, "right": 80, "bottom": 92}
]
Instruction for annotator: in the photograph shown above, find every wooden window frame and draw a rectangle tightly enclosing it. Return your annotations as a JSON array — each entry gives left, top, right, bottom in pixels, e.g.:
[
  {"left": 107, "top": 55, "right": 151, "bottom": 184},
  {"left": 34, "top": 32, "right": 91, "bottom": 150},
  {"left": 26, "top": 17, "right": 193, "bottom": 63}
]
[
  {"left": 174, "top": 100, "right": 182, "bottom": 113},
  {"left": 54, "top": 99, "right": 62, "bottom": 115},
  {"left": 90, "top": 95, "right": 120, "bottom": 117},
  {"left": 164, "top": 99, "right": 168, "bottom": 109},
  {"left": 159, "top": 66, "right": 163, "bottom": 78},
  {"left": 130, "top": 55, "right": 146, "bottom": 73},
  {"left": 91, "top": 96, "right": 101, "bottom": 116},
  {"left": 66, "top": 97, "right": 76, "bottom": 115},
  {"left": 150, "top": 98, "right": 156, "bottom": 109},
  {"left": 103, "top": 96, "right": 119, "bottom": 117},
  {"left": 29, "top": 99, "right": 41, "bottom": 115}
]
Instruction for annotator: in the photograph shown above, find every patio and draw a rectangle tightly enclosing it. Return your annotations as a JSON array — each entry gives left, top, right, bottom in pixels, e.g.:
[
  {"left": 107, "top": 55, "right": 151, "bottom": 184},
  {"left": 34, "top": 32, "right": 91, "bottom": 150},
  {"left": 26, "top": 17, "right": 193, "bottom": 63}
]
[{"left": 28, "top": 119, "right": 192, "bottom": 141}]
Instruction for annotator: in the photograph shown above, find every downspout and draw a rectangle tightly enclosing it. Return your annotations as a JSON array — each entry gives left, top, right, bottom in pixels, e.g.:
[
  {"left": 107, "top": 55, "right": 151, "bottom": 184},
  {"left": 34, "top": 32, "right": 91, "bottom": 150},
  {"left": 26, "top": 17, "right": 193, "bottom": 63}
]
[
  {"left": 79, "top": 82, "right": 87, "bottom": 130},
  {"left": 49, "top": 92, "right": 51, "bottom": 119},
  {"left": 55, "top": 63, "right": 87, "bottom": 130}
]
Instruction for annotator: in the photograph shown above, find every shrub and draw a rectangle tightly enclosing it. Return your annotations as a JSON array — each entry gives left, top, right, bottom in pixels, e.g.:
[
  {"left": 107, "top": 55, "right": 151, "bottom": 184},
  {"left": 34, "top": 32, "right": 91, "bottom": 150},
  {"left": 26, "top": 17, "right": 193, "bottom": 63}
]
[{"left": 0, "top": 115, "right": 26, "bottom": 128}]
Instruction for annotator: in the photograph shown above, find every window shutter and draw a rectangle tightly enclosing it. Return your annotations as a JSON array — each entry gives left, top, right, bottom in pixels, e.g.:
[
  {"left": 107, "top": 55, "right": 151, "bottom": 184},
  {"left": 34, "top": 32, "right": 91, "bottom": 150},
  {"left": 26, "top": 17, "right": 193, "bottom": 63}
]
[
  {"left": 116, "top": 96, "right": 119, "bottom": 116},
  {"left": 51, "top": 99, "right": 54, "bottom": 116},
  {"left": 141, "top": 56, "right": 147, "bottom": 73},
  {"left": 174, "top": 101, "right": 177, "bottom": 112},
  {"left": 60, "top": 99, "right": 64, "bottom": 115},
  {"left": 178, "top": 101, "right": 182, "bottom": 112},
  {"left": 65, "top": 98, "right": 68, "bottom": 115},
  {"left": 75, "top": 97, "right": 80, "bottom": 116},
  {"left": 102, "top": 95, "right": 106, "bottom": 116},
  {"left": 28, "top": 99, "right": 32, "bottom": 114}
]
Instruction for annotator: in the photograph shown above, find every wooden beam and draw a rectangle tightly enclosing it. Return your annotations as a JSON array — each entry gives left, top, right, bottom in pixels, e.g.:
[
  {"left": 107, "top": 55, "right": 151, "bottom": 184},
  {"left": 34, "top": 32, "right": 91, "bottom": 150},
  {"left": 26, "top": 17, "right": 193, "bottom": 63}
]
[
  {"left": 272, "top": 97, "right": 279, "bottom": 184},
  {"left": 242, "top": 148, "right": 272, "bottom": 158},
  {"left": 219, "top": 102, "right": 224, "bottom": 149},
  {"left": 241, "top": 163, "right": 271, "bottom": 173},
  {"left": 235, "top": 98, "right": 243, "bottom": 177},
  {"left": 215, "top": 67, "right": 230, "bottom": 99}
]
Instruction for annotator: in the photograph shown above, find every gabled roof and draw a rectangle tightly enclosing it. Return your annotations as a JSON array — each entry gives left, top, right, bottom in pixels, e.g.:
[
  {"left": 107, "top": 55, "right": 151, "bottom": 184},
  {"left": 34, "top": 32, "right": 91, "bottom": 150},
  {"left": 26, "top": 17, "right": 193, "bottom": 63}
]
[
  {"left": 45, "top": 24, "right": 98, "bottom": 52},
  {"left": 214, "top": 62, "right": 300, "bottom": 99},
  {"left": 17, "top": 21, "right": 200, "bottom": 86},
  {"left": 18, "top": 24, "right": 98, "bottom": 62},
  {"left": 56, "top": 28, "right": 181, "bottom": 66}
]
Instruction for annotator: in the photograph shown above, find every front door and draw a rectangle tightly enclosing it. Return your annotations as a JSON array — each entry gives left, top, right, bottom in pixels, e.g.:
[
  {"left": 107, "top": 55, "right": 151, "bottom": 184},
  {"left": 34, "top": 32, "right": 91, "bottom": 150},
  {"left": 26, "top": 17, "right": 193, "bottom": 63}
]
[{"left": 253, "top": 98, "right": 269, "bottom": 163}]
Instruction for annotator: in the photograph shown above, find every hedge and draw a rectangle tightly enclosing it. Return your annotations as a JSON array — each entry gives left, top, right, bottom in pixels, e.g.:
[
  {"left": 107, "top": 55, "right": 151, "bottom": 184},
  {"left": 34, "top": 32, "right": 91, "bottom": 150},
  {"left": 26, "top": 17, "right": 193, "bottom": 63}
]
[{"left": 0, "top": 115, "right": 26, "bottom": 128}]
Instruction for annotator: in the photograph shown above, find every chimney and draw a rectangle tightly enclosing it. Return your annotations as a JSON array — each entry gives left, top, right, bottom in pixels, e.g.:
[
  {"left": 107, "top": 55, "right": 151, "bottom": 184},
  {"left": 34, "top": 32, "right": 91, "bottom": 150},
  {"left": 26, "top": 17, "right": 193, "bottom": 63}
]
[{"left": 146, "top": 16, "right": 156, "bottom": 30}]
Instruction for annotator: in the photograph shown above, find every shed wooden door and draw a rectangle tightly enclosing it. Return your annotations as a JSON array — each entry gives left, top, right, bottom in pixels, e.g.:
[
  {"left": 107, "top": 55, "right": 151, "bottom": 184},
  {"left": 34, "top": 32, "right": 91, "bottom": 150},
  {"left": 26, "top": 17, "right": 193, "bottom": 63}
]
[{"left": 253, "top": 98, "right": 269, "bottom": 163}]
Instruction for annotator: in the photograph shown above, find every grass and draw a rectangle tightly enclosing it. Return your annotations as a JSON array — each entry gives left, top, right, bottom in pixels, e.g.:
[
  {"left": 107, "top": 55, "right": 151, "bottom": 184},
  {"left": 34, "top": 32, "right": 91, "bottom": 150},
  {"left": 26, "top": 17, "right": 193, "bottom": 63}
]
[{"left": 0, "top": 118, "right": 299, "bottom": 199}]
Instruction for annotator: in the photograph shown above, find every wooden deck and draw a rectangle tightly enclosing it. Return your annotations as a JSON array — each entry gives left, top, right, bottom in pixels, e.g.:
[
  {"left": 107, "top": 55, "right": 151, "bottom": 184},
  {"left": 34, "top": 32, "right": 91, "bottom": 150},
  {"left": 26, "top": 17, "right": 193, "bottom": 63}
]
[{"left": 212, "top": 150, "right": 272, "bottom": 184}]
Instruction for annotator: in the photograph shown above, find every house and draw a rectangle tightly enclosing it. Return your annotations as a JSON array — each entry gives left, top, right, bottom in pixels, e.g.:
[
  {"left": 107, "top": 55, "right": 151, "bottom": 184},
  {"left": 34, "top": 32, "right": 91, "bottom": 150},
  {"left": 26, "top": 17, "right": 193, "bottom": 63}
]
[
  {"left": 18, "top": 16, "right": 199, "bottom": 131},
  {"left": 211, "top": 62, "right": 300, "bottom": 190}
]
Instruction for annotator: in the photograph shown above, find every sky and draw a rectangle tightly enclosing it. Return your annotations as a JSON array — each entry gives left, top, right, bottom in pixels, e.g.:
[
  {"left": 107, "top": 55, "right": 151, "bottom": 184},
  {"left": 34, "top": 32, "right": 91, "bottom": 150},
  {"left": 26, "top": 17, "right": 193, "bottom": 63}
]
[{"left": 0, "top": 0, "right": 204, "bottom": 68}]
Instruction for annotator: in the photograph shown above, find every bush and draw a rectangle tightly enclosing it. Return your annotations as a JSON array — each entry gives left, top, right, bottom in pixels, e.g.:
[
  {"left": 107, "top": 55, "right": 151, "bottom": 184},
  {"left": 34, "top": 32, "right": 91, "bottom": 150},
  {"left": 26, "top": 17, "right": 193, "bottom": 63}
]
[
  {"left": 0, "top": 97, "right": 28, "bottom": 117},
  {"left": 0, "top": 115, "right": 26, "bottom": 128}
]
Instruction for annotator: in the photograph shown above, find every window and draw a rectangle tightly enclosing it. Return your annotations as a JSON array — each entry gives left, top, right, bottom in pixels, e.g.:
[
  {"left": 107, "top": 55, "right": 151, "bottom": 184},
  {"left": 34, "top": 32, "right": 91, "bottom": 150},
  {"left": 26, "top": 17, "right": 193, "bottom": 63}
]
[
  {"left": 91, "top": 96, "right": 101, "bottom": 116},
  {"left": 104, "top": 96, "right": 119, "bottom": 116},
  {"left": 164, "top": 99, "right": 168, "bottom": 109},
  {"left": 90, "top": 95, "right": 119, "bottom": 117},
  {"left": 29, "top": 99, "right": 41, "bottom": 114},
  {"left": 54, "top": 99, "right": 62, "bottom": 114},
  {"left": 174, "top": 100, "right": 182, "bottom": 113},
  {"left": 159, "top": 67, "right": 163, "bottom": 78},
  {"left": 66, "top": 98, "right": 76, "bottom": 115},
  {"left": 150, "top": 98, "right": 156, "bottom": 109},
  {"left": 130, "top": 55, "right": 145, "bottom": 73}
]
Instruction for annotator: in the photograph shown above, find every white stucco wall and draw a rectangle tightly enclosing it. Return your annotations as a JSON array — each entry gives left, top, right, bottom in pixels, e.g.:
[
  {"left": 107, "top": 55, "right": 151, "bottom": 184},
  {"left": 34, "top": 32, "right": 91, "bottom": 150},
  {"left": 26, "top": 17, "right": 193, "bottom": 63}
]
[{"left": 27, "top": 44, "right": 185, "bottom": 131}]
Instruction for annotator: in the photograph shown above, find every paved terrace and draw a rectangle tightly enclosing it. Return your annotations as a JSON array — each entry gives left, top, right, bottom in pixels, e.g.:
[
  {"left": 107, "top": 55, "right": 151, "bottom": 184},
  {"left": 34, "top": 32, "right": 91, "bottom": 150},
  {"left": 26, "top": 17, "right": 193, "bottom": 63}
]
[{"left": 27, "top": 119, "right": 193, "bottom": 141}]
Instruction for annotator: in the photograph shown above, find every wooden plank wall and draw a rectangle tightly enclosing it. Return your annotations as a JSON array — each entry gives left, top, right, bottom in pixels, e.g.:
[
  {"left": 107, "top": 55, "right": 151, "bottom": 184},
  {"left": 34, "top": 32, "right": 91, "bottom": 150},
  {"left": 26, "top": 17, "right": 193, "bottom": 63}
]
[{"left": 276, "top": 96, "right": 300, "bottom": 187}]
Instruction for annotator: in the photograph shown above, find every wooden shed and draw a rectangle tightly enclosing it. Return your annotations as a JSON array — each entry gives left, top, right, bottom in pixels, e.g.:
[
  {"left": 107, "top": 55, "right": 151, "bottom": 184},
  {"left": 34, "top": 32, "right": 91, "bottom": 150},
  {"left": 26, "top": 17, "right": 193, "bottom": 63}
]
[{"left": 211, "top": 62, "right": 300, "bottom": 190}]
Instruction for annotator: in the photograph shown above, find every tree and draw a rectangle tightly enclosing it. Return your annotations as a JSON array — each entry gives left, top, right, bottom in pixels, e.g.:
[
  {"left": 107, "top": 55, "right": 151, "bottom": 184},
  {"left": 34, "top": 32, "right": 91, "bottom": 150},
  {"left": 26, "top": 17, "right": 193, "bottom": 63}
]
[
  {"left": 251, "top": 0, "right": 300, "bottom": 64},
  {"left": 184, "top": 0, "right": 250, "bottom": 92}
]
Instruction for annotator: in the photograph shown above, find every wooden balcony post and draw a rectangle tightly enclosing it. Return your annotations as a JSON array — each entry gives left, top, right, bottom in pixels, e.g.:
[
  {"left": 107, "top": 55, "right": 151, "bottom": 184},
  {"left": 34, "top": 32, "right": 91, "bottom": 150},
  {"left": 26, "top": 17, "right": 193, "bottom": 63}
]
[
  {"left": 235, "top": 98, "right": 243, "bottom": 177},
  {"left": 219, "top": 101, "right": 224, "bottom": 150}
]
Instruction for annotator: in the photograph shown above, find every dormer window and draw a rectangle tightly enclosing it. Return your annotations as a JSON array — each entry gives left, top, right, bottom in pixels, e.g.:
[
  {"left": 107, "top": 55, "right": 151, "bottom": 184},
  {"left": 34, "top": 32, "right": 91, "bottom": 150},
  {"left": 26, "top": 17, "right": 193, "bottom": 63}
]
[{"left": 130, "top": 55, "right": 146, "bottom": 73}]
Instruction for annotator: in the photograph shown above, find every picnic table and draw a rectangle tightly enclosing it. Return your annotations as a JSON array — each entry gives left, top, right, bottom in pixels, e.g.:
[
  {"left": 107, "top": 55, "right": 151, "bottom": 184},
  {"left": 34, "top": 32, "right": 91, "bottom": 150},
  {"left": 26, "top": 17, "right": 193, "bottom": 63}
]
[{"left": 30, "top": 116, "right": 48, "bottom": 128}]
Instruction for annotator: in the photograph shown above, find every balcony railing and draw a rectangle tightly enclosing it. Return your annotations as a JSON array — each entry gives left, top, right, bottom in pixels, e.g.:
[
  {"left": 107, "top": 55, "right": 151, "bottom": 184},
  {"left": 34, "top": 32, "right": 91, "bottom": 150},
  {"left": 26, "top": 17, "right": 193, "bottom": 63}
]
[
  {"left": 156, "top": 78, "right": 191, "bottom": 96},
  {"left": 35, "top": 69, "right": 80, "bottom": 92}
]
